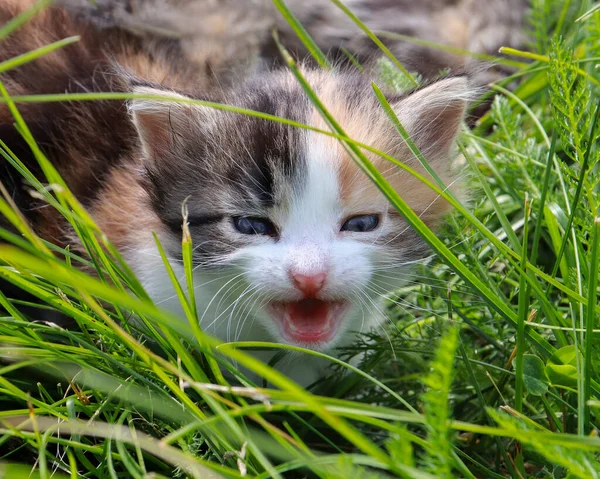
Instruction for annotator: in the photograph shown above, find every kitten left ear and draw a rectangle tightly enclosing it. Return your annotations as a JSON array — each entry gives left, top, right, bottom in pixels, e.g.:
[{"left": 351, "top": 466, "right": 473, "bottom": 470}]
[
  {"left": 392, "top": 76, "right": 470, "bottom": 159},
  {"left": 128, "top": 86, "right": 202, "bottom": 162}
]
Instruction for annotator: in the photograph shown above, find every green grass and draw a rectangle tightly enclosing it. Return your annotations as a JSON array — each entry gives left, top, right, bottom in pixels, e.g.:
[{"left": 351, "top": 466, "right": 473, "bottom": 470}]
[{"left": 0, "top": 0, "right": 599, "bottom": 477}]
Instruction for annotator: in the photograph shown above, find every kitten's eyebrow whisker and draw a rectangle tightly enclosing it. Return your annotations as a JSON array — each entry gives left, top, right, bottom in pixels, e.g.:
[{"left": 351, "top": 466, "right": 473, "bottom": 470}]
[{"left": 380, "top": 211, "right": 430, "bottom": 250}]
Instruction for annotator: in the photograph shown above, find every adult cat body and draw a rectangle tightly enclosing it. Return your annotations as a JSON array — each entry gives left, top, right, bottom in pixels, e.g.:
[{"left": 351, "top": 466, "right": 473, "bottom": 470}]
[
  {"left": 0, "top": 0, "right": 471, "bottom": 385},
  {"left": 59, "top": 0, "right": 529, "bottom": 84}
]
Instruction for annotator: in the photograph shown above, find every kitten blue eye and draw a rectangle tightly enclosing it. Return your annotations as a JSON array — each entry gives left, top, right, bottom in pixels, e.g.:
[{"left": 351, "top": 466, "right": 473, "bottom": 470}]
[
  {"left": 232, "top": 216, "right": 276, "bottom": 236},
  {"left": 341, "top": 214, "right": 379, "bottom": 233}
]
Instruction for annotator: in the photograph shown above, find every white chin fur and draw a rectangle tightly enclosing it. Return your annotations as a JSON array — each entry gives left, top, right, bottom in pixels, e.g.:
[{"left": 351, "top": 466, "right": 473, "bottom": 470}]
[{"left": 129, "top": 242, "right": 392, "bottom": 387}]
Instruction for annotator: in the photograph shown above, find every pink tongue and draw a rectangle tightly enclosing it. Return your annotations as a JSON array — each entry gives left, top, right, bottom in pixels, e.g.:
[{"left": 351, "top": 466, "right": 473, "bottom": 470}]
[{"left": 285, "top": 300, "right": 330, "bottom": 332}]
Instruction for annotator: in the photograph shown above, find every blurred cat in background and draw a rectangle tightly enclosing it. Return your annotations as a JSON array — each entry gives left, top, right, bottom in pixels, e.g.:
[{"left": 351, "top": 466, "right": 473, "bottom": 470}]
[{"left": 60, "top": 0, "right": 529, "bottom": 83}]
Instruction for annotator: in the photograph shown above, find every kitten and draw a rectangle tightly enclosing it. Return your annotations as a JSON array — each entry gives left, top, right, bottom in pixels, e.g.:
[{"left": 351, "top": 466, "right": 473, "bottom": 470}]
[{"left": 0, "top": 0, "right": 469, "bottom": 385}]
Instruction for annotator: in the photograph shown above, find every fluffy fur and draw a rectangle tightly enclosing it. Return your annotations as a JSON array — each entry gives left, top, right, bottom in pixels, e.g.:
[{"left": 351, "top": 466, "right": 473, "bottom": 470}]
[
  {"left": 58, "top": 0, "right": 530, "bottom": 83},
  {"left": 1, "top": 0, "right": 477, "bottom": 385}
]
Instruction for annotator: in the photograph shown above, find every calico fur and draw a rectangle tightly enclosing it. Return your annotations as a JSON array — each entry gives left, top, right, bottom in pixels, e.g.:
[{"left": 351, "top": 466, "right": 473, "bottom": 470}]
[{"left": 1, "top": 0, "right": 474, "bottom": 384}]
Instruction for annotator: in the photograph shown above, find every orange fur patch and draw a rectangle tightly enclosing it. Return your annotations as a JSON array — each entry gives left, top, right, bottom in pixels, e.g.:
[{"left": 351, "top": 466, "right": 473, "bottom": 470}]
[
  {"left": 306, "top": 72, "right": 456, "bottom": 229},
  {"left": 90, "top": 165, "right": 164, "bottom": 251}
]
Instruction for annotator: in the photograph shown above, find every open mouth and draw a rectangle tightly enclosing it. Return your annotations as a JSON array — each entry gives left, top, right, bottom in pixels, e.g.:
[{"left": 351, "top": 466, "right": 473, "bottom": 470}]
[{"left": 266, "top": 299, "right": 350, "bottom": 344}]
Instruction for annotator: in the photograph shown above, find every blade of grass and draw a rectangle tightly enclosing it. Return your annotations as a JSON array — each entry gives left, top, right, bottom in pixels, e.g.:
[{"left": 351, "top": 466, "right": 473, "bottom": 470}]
[
  {"left": 179, "top": 207, "right": 227, "bottom": 385},
  {"left": 152, "top": 232, "right": 211, "bottom": 382},
  {"left": 554, "top": 0, "right": 573, "bottom": 34},
  {"left": 0, "top": 36, "right": 80, "bottom": 74},
  {"left": 547, "top": 98, "right": 600, "bottom": 288},
  {"left": 376, "top": 30, "right": 528, "bottom": 68},
  {"left": 222, "top": 341, "right": 419, "bottom": 414},
  {"left": 327, "top": 0, "right": 417, "bottom": 85},
  {"left": 0, "top": 246, "right": 396, "bottom": 471},
  {"left": 514, "top": 196, "right": 531, "bottom": 413},
  {"left": 10, "top": 417, "right": 236, "bottom": 479},
  {"left": 271, "top": 0, "right": 331, "bottom": 69},
  {"left": 530, "top": 134, "right": 557, "bottom": 267},
  {"left": 460, "top": 140, "right": 522, "bottom": 251},
  {"left": 0, "top": 0, "right": 52, "bottom": 41},
  {"left": 524, "top": 134, "right": 569, "bottom": 342},
  {"left": 582, "top": 216, "right": 600, "bottom": 434},
  {"left": 575, "top": 2, "right": 600, "bottom": 22},
  {"left": 490, "top": 84, "right": 550, "bottom": 149},
  {"left": 500, "top": 46, "right": 600, "bottom": 87},
  {"left": 372, "top": 83, "right": 447, "bottom": 188}
]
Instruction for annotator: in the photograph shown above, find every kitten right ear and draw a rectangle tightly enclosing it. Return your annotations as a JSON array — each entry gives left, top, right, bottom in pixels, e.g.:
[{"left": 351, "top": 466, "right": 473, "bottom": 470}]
[
  {"left": 392, "top": 76, "right": 471, "bottom": 161},
  {"left": 129, "top": 86, "right": 202, "bottom": 162}
]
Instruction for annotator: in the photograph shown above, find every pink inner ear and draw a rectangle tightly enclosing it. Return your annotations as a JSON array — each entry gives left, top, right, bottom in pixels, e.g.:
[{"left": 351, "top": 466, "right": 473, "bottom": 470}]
[
  {"left": 392, "top": 76, "right": 468, "bottom": 158},
  {"left": 132, "top": 100, "right": 197, "bottom": 161},
  {"left": 134, "top": 109, "right": 174, "bottom": 157},
  {"left": 130, "top": 86, "right": 198, "bottom": 160},
  {"left": 413, "top": 99, "right": 466, "bottom": 155}
]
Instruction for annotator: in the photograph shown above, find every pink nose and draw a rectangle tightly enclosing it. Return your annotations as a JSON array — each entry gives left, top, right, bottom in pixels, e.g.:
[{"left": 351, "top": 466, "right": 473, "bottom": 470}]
[{"left": 291, "top": 271, "right": 327, "bottom": 297}]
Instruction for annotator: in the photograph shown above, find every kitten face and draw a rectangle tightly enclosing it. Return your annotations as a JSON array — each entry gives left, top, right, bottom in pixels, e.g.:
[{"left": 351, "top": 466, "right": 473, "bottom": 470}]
[{"left": 127, "top": 70, "right": 467, "bottom": 352}]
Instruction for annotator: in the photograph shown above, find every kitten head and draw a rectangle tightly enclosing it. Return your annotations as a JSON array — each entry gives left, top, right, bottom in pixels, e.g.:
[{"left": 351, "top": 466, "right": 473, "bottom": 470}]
[{"left": 126, "top": 69, "right": 468, "bottom": 351}]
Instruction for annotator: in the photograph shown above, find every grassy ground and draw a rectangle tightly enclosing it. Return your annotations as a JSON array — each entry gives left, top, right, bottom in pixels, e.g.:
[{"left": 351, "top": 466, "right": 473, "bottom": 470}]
[{"left": 1, "top": 0, "right": 600, "bottom": 478}]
